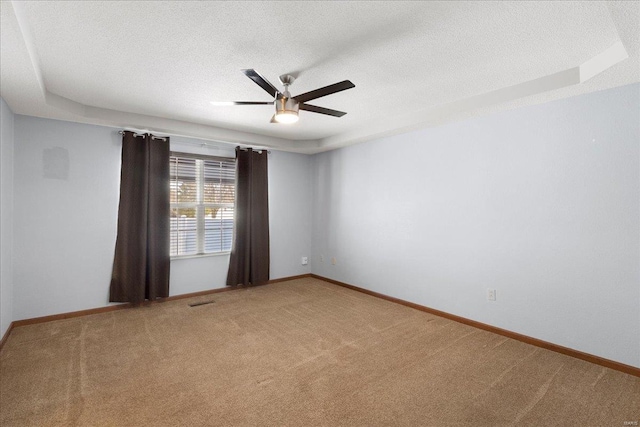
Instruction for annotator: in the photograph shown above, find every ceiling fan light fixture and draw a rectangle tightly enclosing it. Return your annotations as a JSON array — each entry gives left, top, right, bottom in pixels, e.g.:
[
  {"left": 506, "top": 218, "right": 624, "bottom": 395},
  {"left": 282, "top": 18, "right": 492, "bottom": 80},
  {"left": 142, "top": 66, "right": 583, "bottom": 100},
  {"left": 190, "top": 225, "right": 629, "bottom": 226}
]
[{"left": 274, "top": 96, "right": 299, "bottom": 124}]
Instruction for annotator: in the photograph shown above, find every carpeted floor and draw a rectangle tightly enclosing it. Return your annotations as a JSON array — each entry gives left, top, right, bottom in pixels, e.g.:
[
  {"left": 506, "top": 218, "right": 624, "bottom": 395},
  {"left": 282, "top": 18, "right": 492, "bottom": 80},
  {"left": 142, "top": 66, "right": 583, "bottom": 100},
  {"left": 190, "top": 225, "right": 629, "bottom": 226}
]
[{"left": 1, "top": 277, "right": 638, "bottom": 426}]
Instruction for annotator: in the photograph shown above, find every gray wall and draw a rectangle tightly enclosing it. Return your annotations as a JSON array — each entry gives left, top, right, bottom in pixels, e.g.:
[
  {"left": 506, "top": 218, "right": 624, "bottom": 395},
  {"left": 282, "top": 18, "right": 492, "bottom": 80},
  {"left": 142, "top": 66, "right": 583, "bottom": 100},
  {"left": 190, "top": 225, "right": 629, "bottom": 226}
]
[
  {"left": 269, "top": 150, "right": 312, "bottom": 279},
  {"left": 13, "top": 117, "right": 120, "bottom": 321},
  {"left": 1, "top": 98, "right": 14, "bottom": 338},
  {"left": 11, "top": 116, "right": 311, "bottom": 320},
  {"left": 311, "top": 83, "right": 640, "bottom": 368}
]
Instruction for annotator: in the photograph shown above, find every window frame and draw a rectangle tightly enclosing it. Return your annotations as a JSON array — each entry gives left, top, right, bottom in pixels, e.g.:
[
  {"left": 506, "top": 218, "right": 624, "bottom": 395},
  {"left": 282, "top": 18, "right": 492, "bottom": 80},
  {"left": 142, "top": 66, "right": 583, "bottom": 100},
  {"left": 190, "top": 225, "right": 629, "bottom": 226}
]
[{"left": 169, "top": 151, "right": 235, "bottom": 259}]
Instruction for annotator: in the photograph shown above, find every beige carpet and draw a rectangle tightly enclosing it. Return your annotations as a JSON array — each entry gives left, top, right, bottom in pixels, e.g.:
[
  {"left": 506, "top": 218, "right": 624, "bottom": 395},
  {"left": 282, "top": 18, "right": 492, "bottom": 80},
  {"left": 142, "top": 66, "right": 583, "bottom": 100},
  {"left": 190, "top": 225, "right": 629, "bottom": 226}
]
[{"left": 1, "top": 277, "right": 638, "bottom": 426}]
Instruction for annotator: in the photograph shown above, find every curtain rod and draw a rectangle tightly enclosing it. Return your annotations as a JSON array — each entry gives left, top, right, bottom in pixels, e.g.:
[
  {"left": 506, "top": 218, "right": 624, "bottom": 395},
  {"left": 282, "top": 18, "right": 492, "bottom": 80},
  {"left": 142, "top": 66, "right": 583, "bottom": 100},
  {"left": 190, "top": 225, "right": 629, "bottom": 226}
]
[
  {"left": 118, "top": 130, "right": 167, "bottom": 141},
  {"left": 117, "top": 130, "right": 271, "bottom": 154},
  {"left": 237, "top": 147, "right": 271, "bottom": 154}
]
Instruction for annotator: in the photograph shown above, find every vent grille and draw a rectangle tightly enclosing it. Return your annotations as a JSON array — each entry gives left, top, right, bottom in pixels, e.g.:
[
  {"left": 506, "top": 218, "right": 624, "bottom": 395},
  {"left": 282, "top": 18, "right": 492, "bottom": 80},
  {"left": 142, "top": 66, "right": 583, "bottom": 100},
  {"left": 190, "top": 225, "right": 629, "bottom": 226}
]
[{"left": 188, "top": 300, "right": 215, "bottom": 307}]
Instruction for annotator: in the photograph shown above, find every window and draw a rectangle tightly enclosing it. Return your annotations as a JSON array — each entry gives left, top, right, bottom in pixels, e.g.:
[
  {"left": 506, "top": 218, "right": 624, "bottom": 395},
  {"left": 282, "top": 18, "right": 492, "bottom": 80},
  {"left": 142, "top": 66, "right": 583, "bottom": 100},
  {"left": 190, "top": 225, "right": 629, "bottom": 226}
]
[{"left": 169, "top": 152, "right": 235, "bottom": 257}]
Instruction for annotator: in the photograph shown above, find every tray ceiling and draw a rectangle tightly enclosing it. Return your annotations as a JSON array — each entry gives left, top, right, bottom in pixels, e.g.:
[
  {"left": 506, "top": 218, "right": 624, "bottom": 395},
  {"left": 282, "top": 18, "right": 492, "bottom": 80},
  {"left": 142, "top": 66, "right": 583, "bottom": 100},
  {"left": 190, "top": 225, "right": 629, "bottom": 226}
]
[{"left": 1, "top": 1, "right": 638, "bottom": 153}]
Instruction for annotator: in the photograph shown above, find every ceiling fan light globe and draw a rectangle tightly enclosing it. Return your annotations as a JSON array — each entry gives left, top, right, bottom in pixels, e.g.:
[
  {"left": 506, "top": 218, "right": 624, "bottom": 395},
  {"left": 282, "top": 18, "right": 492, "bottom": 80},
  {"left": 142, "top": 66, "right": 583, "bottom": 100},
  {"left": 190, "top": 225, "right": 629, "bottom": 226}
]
[{"left": 274, "top": 111, "right": 299, "bottom": 124}]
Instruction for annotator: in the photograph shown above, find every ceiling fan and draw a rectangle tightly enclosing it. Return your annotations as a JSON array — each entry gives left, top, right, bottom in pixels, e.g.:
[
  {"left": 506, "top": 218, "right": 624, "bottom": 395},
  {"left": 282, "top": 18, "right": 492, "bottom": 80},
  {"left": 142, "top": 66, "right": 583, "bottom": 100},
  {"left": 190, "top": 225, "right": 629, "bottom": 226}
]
[{"left": 212, "top": 69, "right": 355, "bottom": 124}]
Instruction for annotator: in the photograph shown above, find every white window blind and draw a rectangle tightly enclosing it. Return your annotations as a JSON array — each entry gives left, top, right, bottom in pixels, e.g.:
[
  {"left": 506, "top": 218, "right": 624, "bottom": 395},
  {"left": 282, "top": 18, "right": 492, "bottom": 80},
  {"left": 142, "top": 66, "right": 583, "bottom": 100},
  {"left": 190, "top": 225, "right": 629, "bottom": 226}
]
[{"left": 169, "top": 152, "right": 235, "bottom": 257}]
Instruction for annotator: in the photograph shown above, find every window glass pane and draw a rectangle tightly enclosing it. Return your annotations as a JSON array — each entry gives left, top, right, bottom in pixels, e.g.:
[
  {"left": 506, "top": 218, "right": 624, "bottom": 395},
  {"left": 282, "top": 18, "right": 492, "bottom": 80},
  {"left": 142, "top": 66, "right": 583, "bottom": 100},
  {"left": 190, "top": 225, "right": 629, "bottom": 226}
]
[
  {"left": 170, "top": 157, "right": 197, "bottom": 203},
  {"left": 203, "top": 160, "right": 234, "bottom": 182},
  {"left": 203, "top": 182, "right": 235, "bottom": 204},
  {"left": 204, "top": 207, "right": 234, "bottom": 253},
  {"left": 170, "top": 207, "right": 198, "bottom": 256},
  {"left": 203, "top": 160, "right": 235, "bottom": 204}
]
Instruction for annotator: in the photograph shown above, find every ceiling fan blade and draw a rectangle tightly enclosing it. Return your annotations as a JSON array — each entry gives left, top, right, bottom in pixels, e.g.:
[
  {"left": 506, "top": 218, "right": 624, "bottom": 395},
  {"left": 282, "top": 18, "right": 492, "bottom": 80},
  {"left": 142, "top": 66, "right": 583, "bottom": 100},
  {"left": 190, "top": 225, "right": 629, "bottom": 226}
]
[
  {"left": 211, "top": 101, "right": 273, "bottom": 106},
  {"left": 294, "top": 80, "right": 355, "bottom": 104},
  {"left": 299, "top": 103, "right": 347, "bottom": 117},
  {"left": 241, "top": 69, "right": 282, "bottom": 99}
]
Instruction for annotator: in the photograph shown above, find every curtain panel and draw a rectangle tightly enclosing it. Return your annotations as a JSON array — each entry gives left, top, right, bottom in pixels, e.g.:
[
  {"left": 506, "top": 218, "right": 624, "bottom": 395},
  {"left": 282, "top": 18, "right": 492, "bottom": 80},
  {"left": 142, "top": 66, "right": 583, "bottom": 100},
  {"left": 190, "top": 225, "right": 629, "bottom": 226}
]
[
  {"left": 109, "top": 131, "right": 170, "bottom": 303},
  {"left": 226, "top": 147, "right": 270, "bottom": 286}
]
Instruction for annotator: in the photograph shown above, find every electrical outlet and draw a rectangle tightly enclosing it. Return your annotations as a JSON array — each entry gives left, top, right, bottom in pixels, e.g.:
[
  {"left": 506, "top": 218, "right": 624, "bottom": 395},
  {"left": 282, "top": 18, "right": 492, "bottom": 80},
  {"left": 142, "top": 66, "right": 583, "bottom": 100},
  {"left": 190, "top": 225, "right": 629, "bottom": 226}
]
[
  {"left": 487, "top": 288, "right": 496, "bottom": 301},
  {"left": 320, "top": 255, "right": 324, "bottom": 263},
  {"left": 331, "top": 257, "right": 337, "bottom": 265},
  {"left": 301, "top": 256, "right": 308, "bottom": 265}
]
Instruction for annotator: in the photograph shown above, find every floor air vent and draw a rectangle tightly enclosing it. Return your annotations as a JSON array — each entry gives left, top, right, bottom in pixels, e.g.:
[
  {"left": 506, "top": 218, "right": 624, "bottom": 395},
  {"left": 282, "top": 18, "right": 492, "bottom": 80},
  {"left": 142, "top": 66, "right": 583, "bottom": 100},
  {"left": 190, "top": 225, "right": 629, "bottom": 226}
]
[{"left": 188, "top": 300, "right": 215, "bottom": 307}]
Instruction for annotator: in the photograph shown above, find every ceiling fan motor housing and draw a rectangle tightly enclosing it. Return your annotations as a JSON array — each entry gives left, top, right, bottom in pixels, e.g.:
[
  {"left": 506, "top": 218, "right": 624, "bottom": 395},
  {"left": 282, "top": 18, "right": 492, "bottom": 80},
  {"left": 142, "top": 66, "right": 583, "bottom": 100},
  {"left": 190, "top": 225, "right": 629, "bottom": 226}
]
[{"left": 276, "top": 95, "right": 299, "bottom": 115}]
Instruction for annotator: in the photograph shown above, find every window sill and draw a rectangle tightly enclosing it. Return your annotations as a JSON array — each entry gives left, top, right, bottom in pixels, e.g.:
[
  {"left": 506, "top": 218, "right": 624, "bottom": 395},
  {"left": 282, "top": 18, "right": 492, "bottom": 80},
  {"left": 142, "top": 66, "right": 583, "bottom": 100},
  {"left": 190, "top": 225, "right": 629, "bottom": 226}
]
[{"left": 171, "top": 251, "right": 231, "bottom": 261}]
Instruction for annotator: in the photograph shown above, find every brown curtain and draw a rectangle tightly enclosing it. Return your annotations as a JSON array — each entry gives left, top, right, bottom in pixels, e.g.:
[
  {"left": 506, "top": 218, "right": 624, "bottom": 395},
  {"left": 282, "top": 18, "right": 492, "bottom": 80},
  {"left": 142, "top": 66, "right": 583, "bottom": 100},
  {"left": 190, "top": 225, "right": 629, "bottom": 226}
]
[
  {"left": 226, "top": 147, "right": 270, "bottom": 286},
  {"left": 109, "top": 131, "right": 170, "bottom": 303}
]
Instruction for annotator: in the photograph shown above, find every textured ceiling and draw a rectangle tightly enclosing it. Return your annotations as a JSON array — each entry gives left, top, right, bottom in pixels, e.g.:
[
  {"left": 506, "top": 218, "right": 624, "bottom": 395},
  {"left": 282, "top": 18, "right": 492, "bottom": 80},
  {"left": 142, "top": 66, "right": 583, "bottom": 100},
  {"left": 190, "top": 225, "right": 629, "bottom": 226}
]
[{"left": 1, "top": 1, "right": 638, "bottom": 153}]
